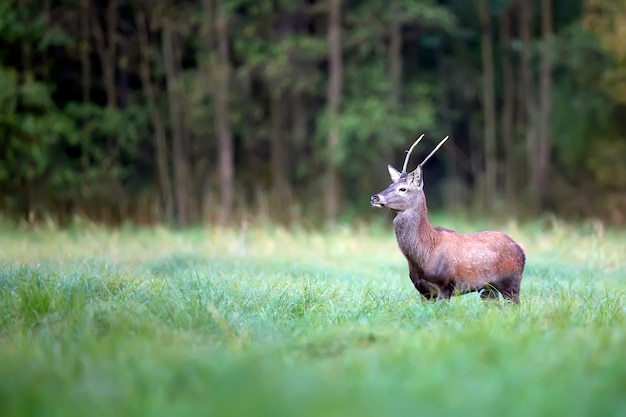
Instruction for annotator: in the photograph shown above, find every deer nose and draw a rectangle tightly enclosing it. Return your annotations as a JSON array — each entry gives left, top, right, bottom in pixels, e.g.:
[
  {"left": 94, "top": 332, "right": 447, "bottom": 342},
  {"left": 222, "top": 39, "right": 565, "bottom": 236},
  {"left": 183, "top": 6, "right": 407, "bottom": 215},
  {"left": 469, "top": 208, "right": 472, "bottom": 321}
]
[{"left": 371, "top": 195, "right": 380, "bottom": 203}]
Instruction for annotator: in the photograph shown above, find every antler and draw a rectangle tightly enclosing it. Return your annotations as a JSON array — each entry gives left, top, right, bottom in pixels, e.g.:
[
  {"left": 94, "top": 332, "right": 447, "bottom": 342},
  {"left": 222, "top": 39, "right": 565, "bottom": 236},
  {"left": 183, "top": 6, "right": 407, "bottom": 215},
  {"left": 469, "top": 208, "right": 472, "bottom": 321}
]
[
  {"left": 401, "top": 133, "right": 425, "bottom": 174},
  {"left": 418, "top": 136, "right": 449, "bottom": 167}
]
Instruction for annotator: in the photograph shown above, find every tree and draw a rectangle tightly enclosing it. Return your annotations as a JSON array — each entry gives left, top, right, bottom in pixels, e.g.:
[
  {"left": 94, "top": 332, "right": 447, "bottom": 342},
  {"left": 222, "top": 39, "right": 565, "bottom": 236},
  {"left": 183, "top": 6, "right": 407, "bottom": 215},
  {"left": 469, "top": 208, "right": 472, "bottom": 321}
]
[
  {"left": 474, "top": 0, "right": 498, "bottom": 209},
  {"left": 136, "top": 6, "right": 174, "bottom": 222},
  {"left": 499, "top": 1, "right": 516, "bottom": 202},
  {"left": 533, "top": 0, "right": 553, "bottom": 207},
  {"left": 325, "top": 0, "right": 343, "bottom": 221},
  {"left": 162, "top": 13, "right": 192, "bottom": 227},
  {"left": 91, "top": 0, "right": 118, "bottom": 109},
  {"left": 584, "top": 0, "right": 626, "bottom": 102},
  {"left": 210, "top": 0, "right": 234, "bottom": 226}
]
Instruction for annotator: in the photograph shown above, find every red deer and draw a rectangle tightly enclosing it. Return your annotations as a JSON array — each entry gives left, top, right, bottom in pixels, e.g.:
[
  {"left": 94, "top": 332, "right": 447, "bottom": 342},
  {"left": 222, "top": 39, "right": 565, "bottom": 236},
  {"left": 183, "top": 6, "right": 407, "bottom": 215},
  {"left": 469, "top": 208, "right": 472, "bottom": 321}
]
[{"left": 370, "top": 134, "right": 525, "bottom": 302}]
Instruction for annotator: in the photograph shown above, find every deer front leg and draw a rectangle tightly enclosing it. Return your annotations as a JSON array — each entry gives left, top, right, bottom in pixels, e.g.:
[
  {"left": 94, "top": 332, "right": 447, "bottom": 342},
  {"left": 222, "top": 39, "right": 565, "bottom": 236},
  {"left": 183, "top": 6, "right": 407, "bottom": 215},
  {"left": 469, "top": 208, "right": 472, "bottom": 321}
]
[
  {"left": 495, "top": 275, "right": 521, "bottom": 303},
  {"left": 409, "top": 271, "right": 434, "bottom": 300},
  {"left": 411, "top": 277, "right": 450, "bottom": 301},
  {"left": 480, "top": 277, "right": 521, "bottom": 303}
]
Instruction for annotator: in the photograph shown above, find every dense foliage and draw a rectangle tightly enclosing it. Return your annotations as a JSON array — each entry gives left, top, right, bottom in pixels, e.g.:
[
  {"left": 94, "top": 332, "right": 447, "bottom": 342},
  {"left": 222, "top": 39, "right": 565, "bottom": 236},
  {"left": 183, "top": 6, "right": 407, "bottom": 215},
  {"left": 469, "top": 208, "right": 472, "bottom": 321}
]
[{"left": 0, "top": 0, "right": 625, "bottom": 226}]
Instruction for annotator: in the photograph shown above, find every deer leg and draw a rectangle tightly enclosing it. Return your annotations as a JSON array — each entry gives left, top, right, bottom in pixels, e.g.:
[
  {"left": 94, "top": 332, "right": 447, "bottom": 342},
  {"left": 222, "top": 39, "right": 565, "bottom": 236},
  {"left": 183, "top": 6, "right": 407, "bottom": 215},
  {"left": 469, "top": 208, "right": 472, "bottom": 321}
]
[
  {"left": 419, "top": 292, "right": 435, "bottom": 301},
  {"left": 480, "top": 287, "right": 499, "bottom": 300},
  {"left": 412, "top": 278, "right": 439, "bottom": 301},
  {"left": 437, "top": 283, "right": 454, "bottom": 301},
  {"left": 415, "top": 279, "right": 452, "bottom": 302},
  {"left": 493, "top": 276, "right": 521, "bottom": 304}
]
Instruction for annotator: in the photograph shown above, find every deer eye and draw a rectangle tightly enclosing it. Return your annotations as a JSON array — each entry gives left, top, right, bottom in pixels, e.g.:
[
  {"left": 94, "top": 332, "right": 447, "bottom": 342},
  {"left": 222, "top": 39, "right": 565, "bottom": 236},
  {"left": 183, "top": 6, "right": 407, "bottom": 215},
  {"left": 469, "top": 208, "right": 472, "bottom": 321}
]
[{"left": 399, "top": 187, "right": 407, "bottom": 192}]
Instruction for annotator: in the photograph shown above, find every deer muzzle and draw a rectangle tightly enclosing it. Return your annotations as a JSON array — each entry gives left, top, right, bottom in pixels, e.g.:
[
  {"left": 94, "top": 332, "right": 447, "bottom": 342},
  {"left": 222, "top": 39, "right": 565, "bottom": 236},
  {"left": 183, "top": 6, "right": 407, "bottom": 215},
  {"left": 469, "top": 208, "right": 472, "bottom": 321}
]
[{"left": 370, "top": 194, "right": 385, "bottom": 208}]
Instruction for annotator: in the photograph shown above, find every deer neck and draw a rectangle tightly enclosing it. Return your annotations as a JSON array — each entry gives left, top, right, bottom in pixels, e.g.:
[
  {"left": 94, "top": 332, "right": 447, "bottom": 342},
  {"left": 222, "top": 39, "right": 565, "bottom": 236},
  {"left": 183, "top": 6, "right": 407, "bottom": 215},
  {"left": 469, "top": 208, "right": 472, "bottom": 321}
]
[{"left": 393, "top": 192, "right": 437, "bottom": 263}]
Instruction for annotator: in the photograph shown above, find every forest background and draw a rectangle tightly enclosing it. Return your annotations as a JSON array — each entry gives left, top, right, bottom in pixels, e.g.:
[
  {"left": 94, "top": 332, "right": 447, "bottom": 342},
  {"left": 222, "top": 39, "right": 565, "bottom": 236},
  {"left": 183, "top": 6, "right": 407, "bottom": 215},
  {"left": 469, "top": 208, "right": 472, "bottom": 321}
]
[{"left": 1, "top": 0, "right": 625, "bottom": 228}]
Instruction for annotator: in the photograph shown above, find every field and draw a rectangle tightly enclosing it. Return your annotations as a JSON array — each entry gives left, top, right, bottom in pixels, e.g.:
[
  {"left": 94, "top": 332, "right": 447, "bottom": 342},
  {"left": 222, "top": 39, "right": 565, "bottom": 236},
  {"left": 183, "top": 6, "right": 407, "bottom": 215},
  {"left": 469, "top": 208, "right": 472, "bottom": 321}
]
[{"left": 1, "top": 217, "right": 625, "bottom": 417}]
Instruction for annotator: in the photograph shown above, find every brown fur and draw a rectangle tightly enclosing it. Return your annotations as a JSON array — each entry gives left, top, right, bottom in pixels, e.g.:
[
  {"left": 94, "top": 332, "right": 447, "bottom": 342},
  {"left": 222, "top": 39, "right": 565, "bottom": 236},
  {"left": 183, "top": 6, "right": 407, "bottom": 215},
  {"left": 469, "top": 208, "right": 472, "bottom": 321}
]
[{"left": 372, "top": 167, "right": 525, "bottom": 303}]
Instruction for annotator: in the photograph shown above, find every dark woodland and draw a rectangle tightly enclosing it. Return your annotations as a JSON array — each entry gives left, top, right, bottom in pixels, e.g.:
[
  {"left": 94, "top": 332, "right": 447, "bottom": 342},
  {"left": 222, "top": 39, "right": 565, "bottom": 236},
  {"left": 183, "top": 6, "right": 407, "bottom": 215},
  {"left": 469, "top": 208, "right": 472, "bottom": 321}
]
[{"left": 1, "top": 0, "right": 625, "bottom": 227}]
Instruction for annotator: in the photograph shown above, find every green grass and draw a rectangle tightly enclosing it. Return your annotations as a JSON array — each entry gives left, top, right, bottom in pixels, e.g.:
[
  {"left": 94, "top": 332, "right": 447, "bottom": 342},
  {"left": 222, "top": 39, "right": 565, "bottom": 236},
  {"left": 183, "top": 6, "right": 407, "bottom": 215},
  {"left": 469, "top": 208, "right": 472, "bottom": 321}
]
[{"left": 0, "top": 219, "right": 625, "bottom": 417}]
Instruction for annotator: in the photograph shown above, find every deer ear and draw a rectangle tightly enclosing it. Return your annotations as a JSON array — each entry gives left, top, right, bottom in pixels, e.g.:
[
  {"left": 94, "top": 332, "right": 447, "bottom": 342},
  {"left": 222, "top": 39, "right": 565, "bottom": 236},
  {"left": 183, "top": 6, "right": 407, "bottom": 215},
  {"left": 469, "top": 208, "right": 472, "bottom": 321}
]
[
  {"left": 387, "top": 165, "right": 402, "bottom": 182},
  {"left": 410, "top": 167, "right": 424, "bottom": 189}
]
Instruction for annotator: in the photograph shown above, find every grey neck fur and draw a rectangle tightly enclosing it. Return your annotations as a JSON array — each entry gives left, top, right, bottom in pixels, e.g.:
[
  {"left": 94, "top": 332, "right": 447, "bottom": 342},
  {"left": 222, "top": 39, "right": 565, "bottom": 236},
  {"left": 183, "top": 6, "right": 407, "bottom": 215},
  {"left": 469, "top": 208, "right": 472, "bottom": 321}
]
[{"left": 392, "top": 190, "right": 438, "bottom": 265}]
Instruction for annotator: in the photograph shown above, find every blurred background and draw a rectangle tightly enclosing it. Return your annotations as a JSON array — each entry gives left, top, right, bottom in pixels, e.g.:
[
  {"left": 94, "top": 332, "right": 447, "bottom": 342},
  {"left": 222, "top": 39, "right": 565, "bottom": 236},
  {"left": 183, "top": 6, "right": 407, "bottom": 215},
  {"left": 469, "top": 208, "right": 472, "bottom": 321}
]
[{"left": 0, "top": 0, "right": 625, "bottom": 227}]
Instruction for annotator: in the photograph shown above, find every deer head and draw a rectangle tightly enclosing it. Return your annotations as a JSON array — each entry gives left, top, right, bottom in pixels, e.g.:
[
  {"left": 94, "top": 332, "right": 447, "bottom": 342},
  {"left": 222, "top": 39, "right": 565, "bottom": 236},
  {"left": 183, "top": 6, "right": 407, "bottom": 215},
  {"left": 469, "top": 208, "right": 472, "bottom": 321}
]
[{"left": 370, "top": 135, "right": 449, "bottom": 212}]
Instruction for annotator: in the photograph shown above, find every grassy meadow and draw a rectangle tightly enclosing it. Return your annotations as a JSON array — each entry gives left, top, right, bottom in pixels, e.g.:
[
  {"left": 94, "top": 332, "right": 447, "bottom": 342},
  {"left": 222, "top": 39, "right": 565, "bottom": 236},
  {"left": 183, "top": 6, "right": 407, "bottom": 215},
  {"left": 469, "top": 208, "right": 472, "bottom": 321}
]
[{"left": 0, "top": 217, "right": 625, "bottom": 417}]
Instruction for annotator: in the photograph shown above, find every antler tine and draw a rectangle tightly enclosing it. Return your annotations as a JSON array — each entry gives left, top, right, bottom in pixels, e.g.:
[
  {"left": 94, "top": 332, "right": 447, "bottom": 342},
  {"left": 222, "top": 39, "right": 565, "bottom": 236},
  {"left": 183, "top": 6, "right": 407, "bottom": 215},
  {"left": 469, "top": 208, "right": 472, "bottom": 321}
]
[
  {"left": 401, "top": 133, "right": 425, "bottom": 174},
  {"left": 418, "top": 135, "right": 449, "bottom": 167}
]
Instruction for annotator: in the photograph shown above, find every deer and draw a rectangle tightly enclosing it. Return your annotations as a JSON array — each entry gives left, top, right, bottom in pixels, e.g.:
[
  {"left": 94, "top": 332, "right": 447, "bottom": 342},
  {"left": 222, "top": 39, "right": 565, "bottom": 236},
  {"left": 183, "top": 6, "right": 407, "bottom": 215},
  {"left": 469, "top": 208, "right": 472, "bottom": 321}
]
[{"left": 370, "top": 134, "right": 525, "bottom": 303}]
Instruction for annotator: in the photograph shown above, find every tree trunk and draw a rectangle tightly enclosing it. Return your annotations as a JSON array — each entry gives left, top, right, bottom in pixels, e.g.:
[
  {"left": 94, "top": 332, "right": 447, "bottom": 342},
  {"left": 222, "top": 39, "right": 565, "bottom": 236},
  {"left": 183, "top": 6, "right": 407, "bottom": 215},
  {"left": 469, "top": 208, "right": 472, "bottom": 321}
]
[
  {"left": 212, "top": 0, "right": 235, "bottom": 226},
  {"left": 518, "top": 0, "right": 538, "bottom": 209},
  {"left": 389, "top": 0, "right": 402, "bottom": 107},
  {"left": 18, "top": 0, "right": 32, "bottom": 220},
  {"left": 136, "top": 10, "right": 173, "bottom": 222},
  {"left": 292, "top": 93, "right": 307, "bottom": 150},
  {"left": 162, "top": 18, "right": 191, "bottom": 227},
  {"left": 325, "top": 0, "right": 343, "bottom": 221},
  {"left": 534, "top": 0, "right": 553, "bottom": 207},
  {"left": 268, "top": 11, "right": 293, "bottom": 221},
  {"left": 385, "top": 0, "right": 402, "bottom": 165},
  {"left": 500, "top": 4, "right": 516, "bottom": 203},
  {"left": 42, "top": 0, "right": 51, "bottom": 82},
  {"left": 118, "top": 38, "right": 129, "bottom": 109},
  {"left": 240, "top": 70, "right": 253, "bottom": 158},
  {"left": 80, "top": 0, "right": 91, "bottom": 103},
  {"left": 270, "top": 91, "right": 289, "bottom": 220},
  {"left": 475, "top": 0, "right": 498, "bottom": 209},
  {"left": 18, "top": 0, "right": 31, "bottom": 77},
  {"left": 105, "top": 0, "right": 117, "bottom": 108},
  {"left": 91, "top": 0, "right": 117, "bottom": 109}
]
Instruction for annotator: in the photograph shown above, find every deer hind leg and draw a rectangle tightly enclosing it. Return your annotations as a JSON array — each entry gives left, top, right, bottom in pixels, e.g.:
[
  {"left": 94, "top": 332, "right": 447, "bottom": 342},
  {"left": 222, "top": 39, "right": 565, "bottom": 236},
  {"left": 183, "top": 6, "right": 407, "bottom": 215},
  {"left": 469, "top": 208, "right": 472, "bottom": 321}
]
[
  {"left": 413, "top": 279, "right": 449, "bottom": 302},
  {"left": 479, "top": 286, "right": 500, "bottom": 300},
  {"left": 492, "top": 275, "right": 521, "bottom": 304}
]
